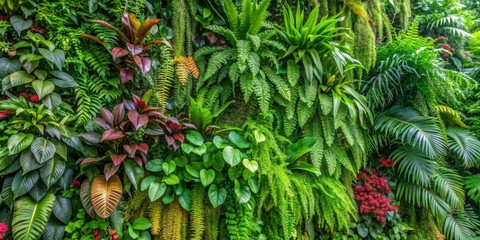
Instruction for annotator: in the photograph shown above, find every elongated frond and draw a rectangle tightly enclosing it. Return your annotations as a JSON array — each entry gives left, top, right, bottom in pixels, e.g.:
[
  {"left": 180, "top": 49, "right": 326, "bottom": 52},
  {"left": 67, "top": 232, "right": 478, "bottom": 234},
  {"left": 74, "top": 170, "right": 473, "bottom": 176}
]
[
  {"left": 391, "top": 146, "right": 437, "bottom": 187},
  {"left": 374, "top": 106, "right": 447, "bottom": 158},
  {"left": 433, "top": 167, "right": 465, "bottom": 209},
  {"left": 443, "top": 212, "right": 477, "bottom": 240},
  {"left": 397, "top": 181, "right": 451, "bottom": 220},
  {"left": 446, "top": 128, "right": 480, "bottom": 168},
  {"left": 464, "top": 174, "right": 480, "bottom": 203}
]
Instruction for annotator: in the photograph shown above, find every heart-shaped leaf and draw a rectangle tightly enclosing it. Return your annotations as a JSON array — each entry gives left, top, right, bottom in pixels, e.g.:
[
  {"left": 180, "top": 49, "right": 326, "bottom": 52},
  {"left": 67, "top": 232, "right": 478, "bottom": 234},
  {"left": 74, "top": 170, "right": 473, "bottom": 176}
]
[
  {"left": 133, "top": 55, "right": 151, "bottom": 75},
  {"left": 148, "top": 179, "right": 166, "bottom": 201},
  {"left": 228, "top": 131, "right": 250, "bottom": 148},
  {"left": 179, "top": 189, "right": 192, "bottom": 211},
  {"left": 9, "top": 70, "right": 34, "bottom": 87},
  {"left": 200, "top": 169, "right": 215, "bottom": 186},
  {"left": 50, "top": 70, "right": 78, "bottom": 88},
  {"left": 128, "top": 111, "right": 148, "bottom": 130},
  {"left": 208, "top": 184, "right": 226, "bottom": 208},
  {"left": 10, "top": 16, "right": 32, "bottom": 35},
  {"left": 120, "top": 68, "right": 134, "bottom": 83},
  {"left": 234, "top": 180, "right": 251, "bottom": 203},
  {"left": 126, "top": 43, "right": 143, "bottom": 55},
  {"left": 141, "top": 176, "right": 156, "bottom": 191},
  {"left": 242, "top": 159, "right": 259, "bottom": 173},
  {"left": 31, "top": 137, "right": 56, "bottom": 164},
  {"left": 32, "top": 80, "right": 55, "bottom": 100},
  {"left": 42, "top": 92, "right": 62, "bottom": 110},
  {"left": 162, "top": 161, "right": 176, "bottom": 175},
  {"left": 111, "top": 47, "right": 129, "bottom": 59},
  {"left": 38, "top": 48, "right": 65, "bottom": 70},
  {"left": 40, "top": 156, "right": 66, "bottom": 188},
  {"left": 0, "top": 58, "right": 21, "bottom": 78},
  {"left": 12, "top": 170, "right": 38, "bottom": 198},
  {"left": 90, "top": 175, "right": 123, "bottom": 218},
  {"left": 162, "top": 175, "right": 179, "bottom": 185},
  {"left": 8, "top": 133, "right": 34, "bottom": 155},
  {"left": 132, "top": 217, "right": 151, "bottom": 230},
  {"left": 110, "top": 153, "right": 127, "bottom": 166},
  {"left": 104, "top": 163, "right": 120, "bottom": 181},
  {"left": 186, "top": 131, "right": 204, "bottom": 146},
  {"left": 20, "top": 150, "right": 42, "bottom": 173},
  {"left": 223, "top": 146, "right": 242, "bottom": 166}
]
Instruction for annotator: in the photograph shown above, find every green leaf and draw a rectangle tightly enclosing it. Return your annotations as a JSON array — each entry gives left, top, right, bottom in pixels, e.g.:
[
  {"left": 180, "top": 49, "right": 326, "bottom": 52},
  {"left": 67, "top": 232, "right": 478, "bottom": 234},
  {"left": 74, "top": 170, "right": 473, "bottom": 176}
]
[
  {"left": 20, "top": 149, "right": 42, "bottom": 173},
  {"left": 162, "top": 175, "right": 179, "bottom": 185},
  {"left": 13, "top": 193, "right": 55, "bottom": 240},
  {"left": 248, "top": 178, "right": 259, "bottom": 193},
  {"left": 200, "top": 169, "right": 215, "bottom": 186},
  {"left": 0, "top": 58, "right": 21, "bottom": 78},
  {"left": 12, "top": 170, "right": 39, "bottom": 198},
  {"left": 242, "top": 159, "right": 258, "bottom": 173},
  {"left": 181, "top": 143, "right": 193, "bottom": 154},
  {"left": 53, "top": 197, "right": 72, "bottom": 224},
  {"left": 234, "top": 180, "right": 251, "bottom": 203},
  {"left": 186, "top": 131, "right": 204, "bottom": 146},
  {"left": 162, "top": 161, "right": 176, "bottom": 175},
  {"left": 179, "top": 189, "right": 193, "bottom": 211},
  {"left": 10, "top": 16, "right": 32, "bottom": 35},
  {"left": 213, "top": 136, "right": 229, "bottom": 149},
  {"left": 30, "top": 137, "right": 56, "bottom": 164},
  {"left": 32, "top": 80, "right": 55, "bottom": 100},
  {"left": 228, "top": 131, "right": 250, "bottom": 148},
  {"left": 208, "top": 184, "right": 227, "bottom": 208},
  {"left": 133, "top": 217, "right": 152, "bottom": 230},
  {"left": 357, "top": 222, "right": 368, "bottom": 238},
  {"left": 191, "top": 144, "right": 207, "bottom": 156},
  {"left": 253, "top": 130, "right": 266, "bottom": 143},
  {"left": 141, "top": 176, "right": 157, "bottom": 191},
  {"left": 286, "top": 137, "right": 316, "bottom": 163},
  {"left": 223, "top": 146, "right": 242, "bottom": 166},
  {"left": 124, "top": 159, "right": 144, "bottom": 190},
  {"left": 44, "top": 219, "right": 66, "bottom": 240},
  {"left": 146, "top": 159, "right": 163, "bottom": 172},
  {"left": 287, "top": 60, "right": 300, "bottom": 86},
  {"left": 185, "top": 165, "right": 200, "bottom": 178},
  {"left": 148, "top": 179, "right": 166, "bottom": 201},
  {"left": 40, "top": 156, "right": 66, "bottom": 188},
  {"left": 289, "top": 162, "right": 321, "bottom": 176},
  {"left": 38, "top": 48, "right": 65, "bottom": 70},
  {"left": 50, "top": 70, "right": 78, "bottom": 88},
  {"left": 9, "top": 70, "right": 35, "bottom": 87},
  {"left": 42, "top": 92, "right": 62, "bottom": 110}
]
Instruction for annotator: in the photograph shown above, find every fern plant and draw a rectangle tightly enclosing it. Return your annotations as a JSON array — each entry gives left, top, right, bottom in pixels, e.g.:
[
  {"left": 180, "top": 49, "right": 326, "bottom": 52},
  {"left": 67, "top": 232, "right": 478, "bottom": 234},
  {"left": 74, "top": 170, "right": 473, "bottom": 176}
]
[{"left": 194, "top": 0, "right": 288, "bottom": 113}]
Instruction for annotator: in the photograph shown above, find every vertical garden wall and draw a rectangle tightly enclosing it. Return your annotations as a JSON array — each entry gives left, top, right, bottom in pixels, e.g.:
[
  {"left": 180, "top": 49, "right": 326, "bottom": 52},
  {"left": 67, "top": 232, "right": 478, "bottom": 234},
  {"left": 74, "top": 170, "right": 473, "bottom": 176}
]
[{"left": 1, "top": 0, "right": 480, "bottom": 239}]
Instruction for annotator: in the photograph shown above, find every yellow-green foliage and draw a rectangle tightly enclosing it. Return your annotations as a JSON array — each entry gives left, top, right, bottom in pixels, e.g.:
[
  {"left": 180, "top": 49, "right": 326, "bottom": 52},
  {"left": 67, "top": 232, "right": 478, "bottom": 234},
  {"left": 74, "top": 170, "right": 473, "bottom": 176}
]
[
  {"left": 469, "top": 31, "right": 480, "bottom": 55},
  {"left": 395, "top": 0, "right": 412, "bottom": 29},
  {"left": 353, "top": 13, "right": 376, "bottom": 73},
  {"left": 204, "top": 204, "right": 220, "bottom": 240},
  {"left": 154, "top": 45, "right": 174, "bottom": 112},
  {"left": 190, "top": 184, "right": 205, "bottom": 240},
  {"left": 344, "top": 0, "right": 371, "bottom": 22},
  {"left": 160, "top": 198, "right": 188, "bottom": 240},
  {"left": 366, "top": 0, "right": 393, "bottom": 42},
  {"left": 149, "top": 200, "right": 163, "bottom": 236},
  {"left": 0, "top": 0, "right": 26, "bottom": 14},
  {"left": 123, "top": 190, "right": 148, "bottom": 222}
]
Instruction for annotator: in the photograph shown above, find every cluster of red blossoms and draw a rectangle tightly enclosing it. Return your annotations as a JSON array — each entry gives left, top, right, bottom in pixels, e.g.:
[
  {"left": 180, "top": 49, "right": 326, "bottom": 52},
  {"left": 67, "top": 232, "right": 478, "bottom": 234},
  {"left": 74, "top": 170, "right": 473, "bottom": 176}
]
[
  {"left": 0, "top": 93, "right": 40, "bottom": 119},
  {"left": 354, "top": 170, "right": 398, "bottom": 223},
  {"left": 379, "top": 157, "right": 394, "bottom": 168},
  {"left": 92, "top": 229, "right": 119, "bottom": 240},
  {"left": 0, "top": 222, "right": 8, "bottom": 239}
]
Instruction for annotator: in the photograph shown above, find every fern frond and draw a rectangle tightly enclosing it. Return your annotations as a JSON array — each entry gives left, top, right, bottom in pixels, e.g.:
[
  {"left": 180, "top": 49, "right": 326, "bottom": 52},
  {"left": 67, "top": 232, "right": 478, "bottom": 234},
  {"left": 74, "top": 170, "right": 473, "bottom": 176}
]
[{"left": 263, "top": 67, "right": 290, "bottom": 101}]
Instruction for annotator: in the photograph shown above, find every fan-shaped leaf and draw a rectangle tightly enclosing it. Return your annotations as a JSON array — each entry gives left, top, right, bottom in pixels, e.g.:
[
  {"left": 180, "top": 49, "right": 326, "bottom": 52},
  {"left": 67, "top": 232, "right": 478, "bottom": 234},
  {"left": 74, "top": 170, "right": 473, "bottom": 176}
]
[{"left": 90, "top": 175, "right": 123, "bottom": 218}]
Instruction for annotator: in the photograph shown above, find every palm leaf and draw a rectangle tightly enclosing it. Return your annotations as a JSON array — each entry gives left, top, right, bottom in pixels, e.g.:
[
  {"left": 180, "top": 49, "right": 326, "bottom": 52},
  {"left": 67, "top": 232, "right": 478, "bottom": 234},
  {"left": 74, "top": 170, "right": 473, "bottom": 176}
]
[
  {"left": 12, "top": 193, "right": 56, "bottom": 240},
  {"left": 391, "top": 146, "right": 437, "bottom": 187},
  {"left": 464, "top": 174, "right": 480, "bottom": 203},
  {"left": 432, "top": 167, "right": 465, "bottom": 209},
  {"left": 446, "top": 128, "right": 480, "bottom": 168},
  {"left": 443, "top": 212, "right": 477, "bottom": 240}
]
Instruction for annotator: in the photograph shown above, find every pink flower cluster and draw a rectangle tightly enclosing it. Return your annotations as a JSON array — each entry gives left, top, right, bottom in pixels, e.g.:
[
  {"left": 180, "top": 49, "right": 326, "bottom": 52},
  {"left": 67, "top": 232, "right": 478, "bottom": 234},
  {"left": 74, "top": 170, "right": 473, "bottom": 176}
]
[
  {"left": 71, "top": 179, "right": 81, "bottom": 188},
  {"left": 0, "top": 222, "right": 8, "bottom": 239},
  {"left": 440, "top": 43, "right": 455, "bottom": 57},
  {"left": 354, "top": 171, "right": 398, "bottom": 223},
  {"left": 379, "top": 157, "right": 394, "bottom": 168}
]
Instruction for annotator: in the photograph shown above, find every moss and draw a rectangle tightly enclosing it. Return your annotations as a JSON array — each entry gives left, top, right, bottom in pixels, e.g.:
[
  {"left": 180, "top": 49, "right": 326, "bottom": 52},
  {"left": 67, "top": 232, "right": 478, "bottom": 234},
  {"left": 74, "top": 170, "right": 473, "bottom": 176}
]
[{"left": 352, "top": 14, "right": 376, "bottom": 78}]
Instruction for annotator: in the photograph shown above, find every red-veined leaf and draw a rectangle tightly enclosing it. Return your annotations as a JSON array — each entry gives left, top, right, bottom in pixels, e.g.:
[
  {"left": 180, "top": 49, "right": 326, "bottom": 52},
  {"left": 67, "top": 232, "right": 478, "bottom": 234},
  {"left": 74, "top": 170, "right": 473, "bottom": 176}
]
[
  {"left": 100, "top": 108, "right": 114, "bottom": 126},
  {"left": 137, "top": 143, "right": 148, "bottom": 154},
  {"left": 81, "top": 157, "right": 104, "bottom": 165},
  {"left": 126, "top": 43, "right": 143, "bottom": 56},
  {"left": 121, "top": 13, "right": 135, "bottom": 41},
  {"left": 93, "top": 117, "right": 111, "bottom": 130},
  {"left": 173, "top": 133, "right": 185, "bottom": 143},
  {"left": 112, "top": 103, "right": 125, "bottom": 127},
  {"left": 134, "top": 157, "right": 143, "bottom": 166},
  {"left": 80, "top": 132, "right": 102, "bottom": 143},
  {"left": 123, "top": 144, "right": 137, "bottom": 158},
  {"left": 101, "top": 129, "right": 125, "bottom": 142},
  {"left": 111, "top": 47, "right": 129, "bottom": 60},
  {"left": 120, "top": 68, "right": 134, "bottom": 83}
]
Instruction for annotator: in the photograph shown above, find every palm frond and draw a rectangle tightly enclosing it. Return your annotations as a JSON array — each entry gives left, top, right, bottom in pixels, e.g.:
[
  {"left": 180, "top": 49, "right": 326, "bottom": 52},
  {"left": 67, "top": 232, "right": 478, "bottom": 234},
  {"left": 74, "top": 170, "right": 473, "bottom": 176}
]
[
  {"left": 446, "top": 128, "right": 480, "bottom": 168},
  {"left": 432, "top": 167, "right": 465, "bottom": 209},
  {"left": 391, "top": 146, "right": 437, "bottom": 187}
]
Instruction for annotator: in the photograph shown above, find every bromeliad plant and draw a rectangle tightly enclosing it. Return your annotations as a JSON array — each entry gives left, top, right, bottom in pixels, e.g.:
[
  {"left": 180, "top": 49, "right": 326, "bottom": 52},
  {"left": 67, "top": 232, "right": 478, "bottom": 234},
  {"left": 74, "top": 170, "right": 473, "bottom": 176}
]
[
  {"left": 79, "top": 92, "right": 195, "bottom": 218},
  {"left": 83, "top": 13, "right": 171, "bottom": 83}
]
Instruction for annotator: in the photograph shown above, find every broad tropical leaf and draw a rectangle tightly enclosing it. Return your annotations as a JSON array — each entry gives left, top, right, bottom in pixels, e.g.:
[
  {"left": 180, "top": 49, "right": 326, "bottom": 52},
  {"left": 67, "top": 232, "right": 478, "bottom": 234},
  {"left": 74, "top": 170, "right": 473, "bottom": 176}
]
[
  {"left": 90, "top": 175, "right": 123, "bottom": 218},
  {"left": 12, "top": 193, "right": 55, "bottom": 240}
]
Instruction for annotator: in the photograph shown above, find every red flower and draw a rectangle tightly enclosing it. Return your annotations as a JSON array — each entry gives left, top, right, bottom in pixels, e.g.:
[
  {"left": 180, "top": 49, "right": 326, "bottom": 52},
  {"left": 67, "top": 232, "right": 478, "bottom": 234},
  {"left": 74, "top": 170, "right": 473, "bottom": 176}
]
[
  {"left": 438, "top": 36, "right": 445, "bottom": 41},
  {"left": 71, "top": 179, "right": 81, "bottom": 188},
  {"left": 0, "top": 233, "right": 4, "bottom": 239},
  {"left": 20, "top": 92, "right": 29, "bottom": 99},
  {"left": 29, "top": 95, "right": 39, "bottom": 103},
  {"left": 0, "top": 222, "right": 8, "bottom": 233},
  {"left": 0, "top": 110, "right": 12, "bottom": 119}
]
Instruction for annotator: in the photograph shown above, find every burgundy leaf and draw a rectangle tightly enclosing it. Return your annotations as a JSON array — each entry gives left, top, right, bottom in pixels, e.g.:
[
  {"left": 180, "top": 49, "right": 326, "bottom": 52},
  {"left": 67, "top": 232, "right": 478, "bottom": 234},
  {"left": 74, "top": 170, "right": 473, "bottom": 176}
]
[
  {"left": 101, "top": 129, "right": 125, "bottom": 142},
  {"left": 139, "top": 151, "right": 148, "bottom": 164},
  {"left": 137, "top": 143, "right": 148, "bottom": 154},
  {"left": 145, "top": 111, "right": 164, "bottom": 118},
  {"left": 126, "top": 43, "right": 143, "bottom": 55},
  {"left": 80, "top": 157, "right": 103, "bottom": 165},
  {"left": 165, "top": 135, "right": 175, "bottom": 146},
  {"left": 112, "top": 103, "right": 125, "bottom": 127},
  {"left": 207, "top": 32, "right": 218, "bottom": 45},
  {"left": 124, "top": 100, "right": 137, "bottom": 111},
  {"left": 120, "top": 68, "right": 134, "bottom": 83},
  {"left": 104, "top": 163, "right": 120, "bottom": 180},
  {"left": 173, "top": 142, "right": 180, "bottom": 150},
  {"left": 133, "top": 55, "right": 151, "bottom": 75},
  {"left": 93, "top": 117, "right": 111, "bottom": 130},
  {"left": 183, "top": 123, "right": 197, "bottom": 130},
  {"left": 132, "top": 94, "right": 147, "bottom": 110},
  {"left": 173, "top": 133, "right": 185, "bottom": 143},
  {"left": 142, "top": 106, "right": 160, "bottom": 112},
  {"left": 121, "top": 13, "right": 135, "bottom": 40},
  {"left": 134, "top": 157, "right": 143, "bottom": 166},
  {"left": 123, "top": 144, "right": 137, "bottom": 158},
  {"left": 128, "top": 111, "right": 149, "bottom": 130},
  {"left": 119, "top": 121, "right": 128, "bottom": 132},
  {"left": 110, "top": 153, "right": 127, "bottom": 166},
  {"left": 111, "top": 47, "right": 129, "bottom": 60},
  {"left": 100, "top": 108, "right": 114, "bottom": 126},
  {"left": 144, "top": 123, "right": 165, "bottom": 136},
  {"left": 80, "top": 132, "right": 102, "bottom": 143}
]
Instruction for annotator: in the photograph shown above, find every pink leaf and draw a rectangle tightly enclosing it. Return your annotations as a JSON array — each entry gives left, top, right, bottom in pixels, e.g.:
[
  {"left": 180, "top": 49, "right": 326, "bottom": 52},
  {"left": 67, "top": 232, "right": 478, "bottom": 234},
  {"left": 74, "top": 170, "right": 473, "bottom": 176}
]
[
  {"left": 80, "top": 157, "right": 103, "bottom": 165},
  {"left": 110, "top": 153, "right": 127, "bottom": 166},
  {"left": 134, "top": 157, "right": 143, "bottom": 166},
  {"left": 80, "top": 132, "right": 102, "bottom": 143},
  {"left": 126, "top": 43, "right": 143, "bottom": 56},
  {"left": 123, "top": 144, "right": 137, "bottom": 158},
  {"left": 120, "top": 68, "right": 134, "bottom": 83},
  {"left": 104, "top": 163, "right": 120, "bottom": 180},
  {"left": 111, "top": 47, "right": 129, "bottom": 60},
  {"left": 133, "top": 55, "right": 151, "bottom": 75},
  {"left": 101, "top": 129, "right": 125, "bottom": 142},
  {"left": 173, "top": 133, "right": 185, "bottom": 143},
  {"left": 121, "top": 13, "right": 135, "bottom": 40},
  {"left": 112, "top": 103, "right": 125, "bottom": 127},
  {"left": 93, "top": 117, "right": 111, "bottom": 130},
  {"left": 128, "top": 110, "right": 149, "bottom": 130},
  {"left": 137, "top": 143, "right": 149, "bottom": 154},
  {"left": 165, "top": 135, "right": 175, "bottom": 146},
  {"left": 100, "top": 108, "right": 114, "bottom": 126},
  {"left": 123, "top": 100, "right": 137, "bottom": 111}
]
